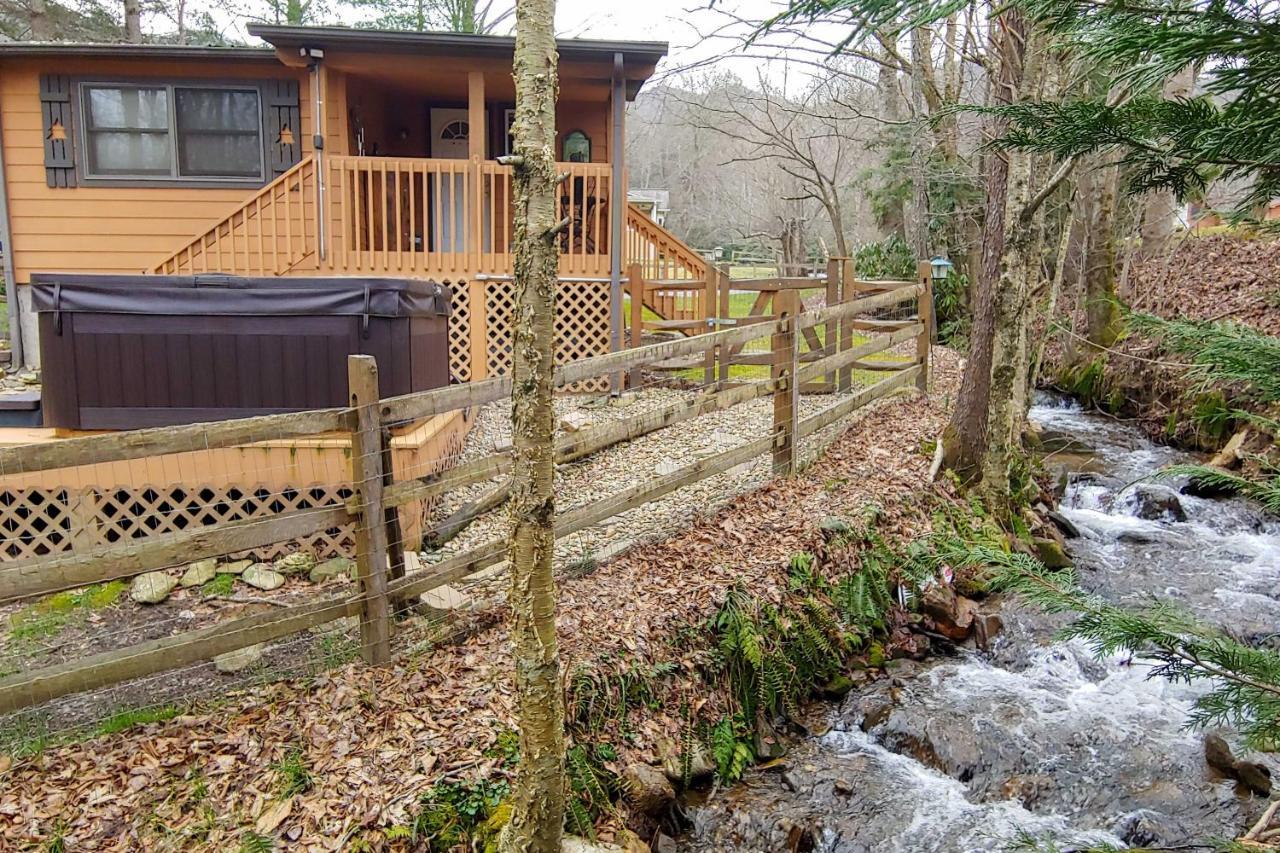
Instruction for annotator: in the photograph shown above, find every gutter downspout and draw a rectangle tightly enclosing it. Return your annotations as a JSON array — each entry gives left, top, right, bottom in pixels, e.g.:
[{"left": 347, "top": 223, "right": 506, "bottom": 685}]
[
  {"left": 0, "top": 102, "right": 23, "bottom": 368},
  {"left": 309, "top": 51, "right": 327, "bottom": 262},
  {"left": 609, "top": 52, "right": 625, "bottom": 393}
]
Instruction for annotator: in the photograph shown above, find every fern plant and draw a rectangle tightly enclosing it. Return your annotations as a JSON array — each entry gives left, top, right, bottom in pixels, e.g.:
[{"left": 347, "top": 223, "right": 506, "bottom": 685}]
[
  {"left": 1153, "top": 464, "right": 1280, "bottom": 516},
  {"left": 709, "top": 716, "right": 755, "bottom": 783}
]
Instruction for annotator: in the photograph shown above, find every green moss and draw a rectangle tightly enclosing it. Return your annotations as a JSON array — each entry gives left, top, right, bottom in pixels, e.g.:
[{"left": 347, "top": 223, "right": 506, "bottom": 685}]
[
  {"left": 8, "top": 581, "right": 126, "bottom": 645},
  {"left": 200, "top": 573, "right": 236, "bottom": 598}
]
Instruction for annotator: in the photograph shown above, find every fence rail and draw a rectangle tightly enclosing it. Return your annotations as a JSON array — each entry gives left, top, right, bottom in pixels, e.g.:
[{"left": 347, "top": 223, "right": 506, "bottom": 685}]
[{"left": 0, "top": 271, "right": 932, "bottom": 715}]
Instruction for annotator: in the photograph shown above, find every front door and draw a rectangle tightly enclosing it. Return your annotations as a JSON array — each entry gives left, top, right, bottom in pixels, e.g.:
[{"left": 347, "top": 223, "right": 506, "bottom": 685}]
[{"left": 429, "top": 108, "right": 473, "bottom": 254}]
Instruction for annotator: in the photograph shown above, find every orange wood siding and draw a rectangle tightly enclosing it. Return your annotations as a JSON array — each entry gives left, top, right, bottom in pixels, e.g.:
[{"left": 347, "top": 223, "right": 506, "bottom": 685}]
[
  {"left": 557, "top": 100, "right": 609, "bottom": 163},
  {"left": 0, "top": 57, "right": 312, "bottom": 284}
]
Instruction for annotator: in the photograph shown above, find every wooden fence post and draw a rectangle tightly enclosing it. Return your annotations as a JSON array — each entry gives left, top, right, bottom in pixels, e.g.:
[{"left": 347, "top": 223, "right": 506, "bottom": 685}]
[
  {"left": 628, "top": 263, "right": 644, "bottom": 390},
  {"left": 916, "top": 261, "right": 933, "bottom": 395},
  {"left": 717, "top": 262, "right": 731, "bottom": 387},
  {"left": 839, "top": 258, "right": 855, "bottom": 392},
  {"left": 825, "top": 259, "right": 840, "bottom": 391},
  {"left": 702, "top": 275, "right": 716, "bottom": 386},
  {"left": 347, "top": 354, "right": 392, "bottom": 665},
  {"left": 771, "top": 288, "right": 799, "bottom": 476}
]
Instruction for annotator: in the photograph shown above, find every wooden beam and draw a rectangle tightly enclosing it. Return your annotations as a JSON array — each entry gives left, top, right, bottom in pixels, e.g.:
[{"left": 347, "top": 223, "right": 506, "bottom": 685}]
[
  {"left": 797, "top": 366, "right": 922, "bottom": 438},
  {"left": 0, "top": 592, "right": 358, "bottom": 714},
  {"left": 0, "top": 407, "right": 352, "bottom": 478},
  {"left": 0, "top": 505, "right": 350, "bottom": 604}
]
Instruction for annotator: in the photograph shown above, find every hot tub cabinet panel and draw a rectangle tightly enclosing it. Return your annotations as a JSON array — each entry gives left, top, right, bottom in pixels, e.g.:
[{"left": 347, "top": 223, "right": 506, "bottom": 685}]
[{"left": 31, "top": 274, "right": 451, "bottom": 430}]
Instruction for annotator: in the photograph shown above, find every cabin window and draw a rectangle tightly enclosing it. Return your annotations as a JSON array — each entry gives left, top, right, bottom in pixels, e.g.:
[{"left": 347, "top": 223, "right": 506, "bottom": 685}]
[
  {"left": 563, "top": 130, "right": 591, "bottom": 163},
  {"left": 80, "top": 83, "right": 265, "bottom": 182}
]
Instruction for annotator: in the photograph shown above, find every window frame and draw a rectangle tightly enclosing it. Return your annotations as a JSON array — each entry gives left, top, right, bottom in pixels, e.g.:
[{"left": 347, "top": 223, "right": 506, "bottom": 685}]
[{"left": 75, "top": 79, "right": 269, "bottom": 188}]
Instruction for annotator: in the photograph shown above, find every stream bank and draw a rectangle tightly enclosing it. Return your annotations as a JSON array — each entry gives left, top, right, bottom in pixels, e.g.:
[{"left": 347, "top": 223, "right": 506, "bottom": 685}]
[{"left": 679, "top": 394, "right": 1279, "bottom": 851}]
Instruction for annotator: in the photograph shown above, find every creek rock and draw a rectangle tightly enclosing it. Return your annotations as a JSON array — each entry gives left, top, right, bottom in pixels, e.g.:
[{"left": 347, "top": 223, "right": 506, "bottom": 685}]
[
  {"left": 1181, "top": 467, "right": 1239, "bottom": 499},
  {"left": 920, "top": 585, "right": 976, "bottom": 642},
  {"left": 221, "top": 559, "right": 253, "bottom": 575},
  {"left": 242, "top": 564, "right": 286, "bottom": 591},
  {"left": 214, "top": 644, "right": 263, "bottom": 673},
  {"left": 310, "top": 557, "right": 356, "bottom": 583},
  {"left": 1046, "top": 509, "right": 1082, "bottom": 538},
  {"left": 1125, "top": 484, "right": 1187, "bottom": 522},
  {"left": 1205, "top": 732, "right": 1273, "bottom": 795},
  {"left": 1034, "top": 537, "right": 1073, "bottom": 569},
  {"left": 821, "top": 674, "right": 856, "bottom": 700},
  {"left": 658, "top": 735, "right": 714, "bottom": 786},
  {"left": 621, "top": 762, "right": 674, "bottom": 817},
  {"left": 130, "top": 571, "right": 177, "bottom": 604},
  {"left": 179, "top": 558, "right": 218, "bottom": 588}
]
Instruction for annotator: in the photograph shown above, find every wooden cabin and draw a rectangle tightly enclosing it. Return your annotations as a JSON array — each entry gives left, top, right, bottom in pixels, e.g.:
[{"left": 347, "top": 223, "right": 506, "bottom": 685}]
[
  {"left": 0, "top": 26, "right": 708, "bottom": 383},
  {"left": 0, "top": 27, "right": 715, "bottom": 560}
]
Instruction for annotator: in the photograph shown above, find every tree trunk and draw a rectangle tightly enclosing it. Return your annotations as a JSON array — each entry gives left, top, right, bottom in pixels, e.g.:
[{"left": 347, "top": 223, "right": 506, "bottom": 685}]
[
  {"left": 28, "top": 0, "right": 52, "bottom": 39},
  {"left": 1139, "top": 64, "right": 1196, "bottom": 257},
  {"left": 941, "top": 11, "right": 1028, "bottom": 481},
  {"left": 780, "top": 217, "right": 805, "bottom": 276},
  {"left": 501, "top": 0, "right": 565, "bottom": 848},
  {"left": 124, "top": 0, "right": 142, "bottom": 42},
  {"left": 1083, "top": 152, "right": 1123, "bottom": 349},
  {"left": 906, "top": 29, "right": 933, "bottom": 259}
]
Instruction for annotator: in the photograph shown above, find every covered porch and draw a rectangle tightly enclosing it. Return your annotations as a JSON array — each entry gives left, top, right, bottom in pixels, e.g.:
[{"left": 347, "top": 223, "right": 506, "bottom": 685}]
[{"left": 153, "top": 26, "right": 657, "bottom": 282}]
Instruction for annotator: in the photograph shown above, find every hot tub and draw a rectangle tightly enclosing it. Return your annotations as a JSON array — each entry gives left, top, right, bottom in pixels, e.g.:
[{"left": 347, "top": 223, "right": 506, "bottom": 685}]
[{"left": 31, "top": 273, "right": 451, "bottom": 430}]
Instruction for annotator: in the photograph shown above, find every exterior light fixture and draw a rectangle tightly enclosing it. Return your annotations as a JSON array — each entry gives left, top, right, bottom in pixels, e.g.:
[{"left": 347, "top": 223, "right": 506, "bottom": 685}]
[{"left": 929, "top": 255, "right": 954, "bottom": 282}]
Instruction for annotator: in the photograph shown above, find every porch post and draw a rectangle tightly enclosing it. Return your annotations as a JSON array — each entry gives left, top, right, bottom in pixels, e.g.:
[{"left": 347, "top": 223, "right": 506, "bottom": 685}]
[
  {"left": 468, "top": 71, "right": 485, "bottom": 271},
  {"left": 609, "top": 52, "right": 626, "bottom": 391}
]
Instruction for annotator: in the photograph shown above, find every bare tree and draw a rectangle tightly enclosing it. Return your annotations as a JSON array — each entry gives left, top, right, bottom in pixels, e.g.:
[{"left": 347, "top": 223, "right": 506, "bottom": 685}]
[
  {"left": 673, "top": 68, "right": 867, "bottom": 259},
  {"left": 499, "top": 0, "right": 564, "bottom": 847}
]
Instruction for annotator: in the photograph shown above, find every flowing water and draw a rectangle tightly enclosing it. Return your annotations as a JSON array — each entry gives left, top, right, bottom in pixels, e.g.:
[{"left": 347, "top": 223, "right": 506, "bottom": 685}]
[{"left": 682, "top": 395, "right": 1280, "bottom": 851}]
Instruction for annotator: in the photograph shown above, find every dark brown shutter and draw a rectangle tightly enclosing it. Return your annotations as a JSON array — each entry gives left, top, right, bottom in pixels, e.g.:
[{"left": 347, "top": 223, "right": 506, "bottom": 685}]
[
  {"left": 264, "top": 79, "right": 302, "bottom": 178},
  {"left": 40, "top": 74, "right": 76, "bottom": 188}
]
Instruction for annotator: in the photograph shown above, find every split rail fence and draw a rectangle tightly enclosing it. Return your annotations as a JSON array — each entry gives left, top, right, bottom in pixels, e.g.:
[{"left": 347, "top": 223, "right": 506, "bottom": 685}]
[{"left": 0, "top": 272, "right": 932, "bottom": 717}]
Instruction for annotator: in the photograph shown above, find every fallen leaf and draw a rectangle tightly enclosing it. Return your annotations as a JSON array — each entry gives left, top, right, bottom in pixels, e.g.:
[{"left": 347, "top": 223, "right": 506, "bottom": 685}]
[{"left": 256, "top": 797, "right": 293, "bottom": 835}]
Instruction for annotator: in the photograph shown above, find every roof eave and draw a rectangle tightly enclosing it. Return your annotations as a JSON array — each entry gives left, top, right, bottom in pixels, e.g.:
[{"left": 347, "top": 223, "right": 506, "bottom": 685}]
[{"left": 246, "top": 24, "right": 668, "bottom": 68}]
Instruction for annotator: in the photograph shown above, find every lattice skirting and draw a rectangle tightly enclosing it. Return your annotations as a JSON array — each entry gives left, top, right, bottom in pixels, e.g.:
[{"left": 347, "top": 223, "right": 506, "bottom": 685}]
[
  {"left": 448, "top": 283, "right": 473, "bottom": 384},
  {"left": 0, "top": 483, "right": 355, "bottom": 563},
  {"left": 483, "top": 280, "right": 612, "bottom": 393}
]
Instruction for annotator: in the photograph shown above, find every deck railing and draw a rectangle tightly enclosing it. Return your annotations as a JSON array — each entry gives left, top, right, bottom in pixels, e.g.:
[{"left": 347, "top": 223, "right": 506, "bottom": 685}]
[
  {"left": 153, "top": 156, "right": 318, "bottom": 276},
  {"left": 323, "top": 156, "right": 611, "bottom": 277},
  {"left": 152, "top": 156, "right": 615, "bottom": 279}
]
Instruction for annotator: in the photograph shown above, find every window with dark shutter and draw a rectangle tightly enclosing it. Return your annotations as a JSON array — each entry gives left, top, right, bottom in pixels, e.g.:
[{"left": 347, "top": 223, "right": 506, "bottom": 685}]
[
  {"left": 40, "top": 74, "right": 76, "bottom": 188},
  {"left": 264, "top": 79, "right": 302, "bottom": 178}
]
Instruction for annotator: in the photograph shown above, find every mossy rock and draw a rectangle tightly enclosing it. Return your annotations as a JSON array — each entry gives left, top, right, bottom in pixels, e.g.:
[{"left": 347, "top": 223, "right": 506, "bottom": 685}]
[{"left": 1033, "top": 537, "right": 1073, "bottom": 569}]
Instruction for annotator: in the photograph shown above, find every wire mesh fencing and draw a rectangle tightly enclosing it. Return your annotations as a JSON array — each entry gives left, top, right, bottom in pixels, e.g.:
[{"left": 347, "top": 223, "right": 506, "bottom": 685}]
[{"left": 0, "top": 263, "right": 932, "bottom": 750}]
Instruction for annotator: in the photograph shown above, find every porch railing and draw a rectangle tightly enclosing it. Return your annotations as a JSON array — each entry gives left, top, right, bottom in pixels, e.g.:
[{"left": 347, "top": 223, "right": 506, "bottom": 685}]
[
  {"left": 153, "top": 156, "right": 318, "bottom": 276},
  {"left": 323, "top": 156, "right": 612, "bottom": 277},
  {"left": 152, "top": 156, "right": 614, "bottom": 280}
]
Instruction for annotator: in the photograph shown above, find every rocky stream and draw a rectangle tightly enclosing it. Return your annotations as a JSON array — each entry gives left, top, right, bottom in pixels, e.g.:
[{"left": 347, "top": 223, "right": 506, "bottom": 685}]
[{"left": 680, "top": 395, "right": 1280, "bottom": 851}]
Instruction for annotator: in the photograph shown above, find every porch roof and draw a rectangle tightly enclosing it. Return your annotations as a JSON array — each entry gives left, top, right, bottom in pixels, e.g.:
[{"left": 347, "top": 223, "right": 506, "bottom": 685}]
[{"left": 248, "top": 24, "right": 667, "bottom": 94}]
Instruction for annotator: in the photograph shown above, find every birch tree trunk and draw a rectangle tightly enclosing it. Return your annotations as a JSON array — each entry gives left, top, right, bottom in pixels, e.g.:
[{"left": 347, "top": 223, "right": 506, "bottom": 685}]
[
  {"left": 501, "top": 0, "right": 565, "bottom": 848},
  {"left": 124, "top": 0, "right": 142, "bottom": 42}
]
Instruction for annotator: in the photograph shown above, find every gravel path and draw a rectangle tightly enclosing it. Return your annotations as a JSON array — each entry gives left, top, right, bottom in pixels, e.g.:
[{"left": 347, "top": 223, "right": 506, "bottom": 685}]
[{"left": 421, "top": 368, "right": 920, "bottom": 607}]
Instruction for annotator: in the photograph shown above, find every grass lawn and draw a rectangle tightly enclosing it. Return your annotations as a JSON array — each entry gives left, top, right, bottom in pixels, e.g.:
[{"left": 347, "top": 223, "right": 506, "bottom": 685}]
[{"left": 624, "top": 285, "right": 913, "bottom": 384}]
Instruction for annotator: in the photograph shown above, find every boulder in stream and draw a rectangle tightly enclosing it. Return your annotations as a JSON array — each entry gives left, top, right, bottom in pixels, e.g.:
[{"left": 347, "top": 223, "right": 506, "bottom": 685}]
[{"left": 1126, "top": 484, "right": 1188, "bottom": 522}]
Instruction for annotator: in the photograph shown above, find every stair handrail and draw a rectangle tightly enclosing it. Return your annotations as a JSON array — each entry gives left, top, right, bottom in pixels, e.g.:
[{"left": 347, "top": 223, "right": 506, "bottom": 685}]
[{"left": 152, "top": 156, "right": 317, "bottom": 276}]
